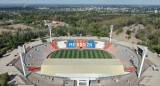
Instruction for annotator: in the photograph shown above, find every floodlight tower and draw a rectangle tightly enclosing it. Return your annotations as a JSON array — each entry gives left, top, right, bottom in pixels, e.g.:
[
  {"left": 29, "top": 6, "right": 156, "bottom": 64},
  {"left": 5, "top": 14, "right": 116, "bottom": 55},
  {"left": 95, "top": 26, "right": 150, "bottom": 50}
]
[
  {"left": 138, "top": 47, "right": 148, "bottom": 78},
  {"left": 109, "top": 25, "right": 113, "bottom": 43},
  {"left": 48, "top": 25, "right": 52, "bottom": 43},
  {"left": 22, "top": 43, "right": 26, "bottom": 53},
  {"left": 18, "top": 46, "right": 26, "bottom": 77}
]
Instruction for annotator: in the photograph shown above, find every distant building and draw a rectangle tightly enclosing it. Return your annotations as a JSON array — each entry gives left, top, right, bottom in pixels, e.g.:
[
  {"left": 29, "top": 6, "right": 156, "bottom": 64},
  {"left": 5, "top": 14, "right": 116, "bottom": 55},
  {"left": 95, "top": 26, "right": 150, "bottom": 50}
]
[
  {"left": 155, "top": 10, "right": 158, "bottom": 13},
  {"left": 36, "top": 7, "right": 49, "bottom": 10},
  {"left": 43, "top": 20, "right": 68, "bottom": 28}
]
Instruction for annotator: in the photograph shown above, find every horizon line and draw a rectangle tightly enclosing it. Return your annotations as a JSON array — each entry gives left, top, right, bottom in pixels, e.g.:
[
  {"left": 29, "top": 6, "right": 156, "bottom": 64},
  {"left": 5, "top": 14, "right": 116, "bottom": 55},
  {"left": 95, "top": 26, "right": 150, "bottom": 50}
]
[{"left": 0, "top": 3, "right": 160, "bottom": 6}]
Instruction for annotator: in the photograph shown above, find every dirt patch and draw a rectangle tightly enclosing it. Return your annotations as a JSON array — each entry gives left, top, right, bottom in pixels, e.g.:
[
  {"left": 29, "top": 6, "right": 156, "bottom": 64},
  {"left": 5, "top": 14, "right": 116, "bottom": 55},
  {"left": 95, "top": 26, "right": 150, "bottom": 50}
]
[
  {"left": 113, "top": 24, "right": 145, "bottom": 44},
  {"left": 8, "top": 24, "right": 36, "bottom": 30},
  {"left": 0, "top": 24, "right": 37, "bottom": 34},
  {"left": 0, "top": 28, "right": 15, "bottom": 34}
]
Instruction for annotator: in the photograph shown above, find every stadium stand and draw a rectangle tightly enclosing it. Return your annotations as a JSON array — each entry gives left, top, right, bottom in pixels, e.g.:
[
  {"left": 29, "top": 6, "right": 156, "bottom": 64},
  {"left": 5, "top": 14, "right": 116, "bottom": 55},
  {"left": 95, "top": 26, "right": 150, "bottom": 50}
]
[
  {"left": 25, "top": 43, "right": 55, "bottom": 68},
  {"left": 106, "top": 44, "right": 133, "bottom": 67},
  {"left": 27, "top": 67, "right": 41, "bottom": 72},
  {"left": 106, "top": 44, "right": 119, "bottom": 58},
  {"left": 50, "top": 43, "right": 59, "bottom": 50},
  {"left": 116, "top": 45, "right": 139, "bottom": 67},
  {"left": 57, "top": 41, "right": 67, "bottom": 49},
  {"left": 24, "top": 40, "right": 139, "bottom": 75},
  {"left": 44, "top": 44, "right": 56, "bottom": 58},
  {"left": 104, "top": 43, "right": 112, "bottom": 49},
  {"left": 95, "top": 41, "right": 105, "bottom": 48},
  {"left": 124, "top": 67, "right": 136, "bottom": 72}
]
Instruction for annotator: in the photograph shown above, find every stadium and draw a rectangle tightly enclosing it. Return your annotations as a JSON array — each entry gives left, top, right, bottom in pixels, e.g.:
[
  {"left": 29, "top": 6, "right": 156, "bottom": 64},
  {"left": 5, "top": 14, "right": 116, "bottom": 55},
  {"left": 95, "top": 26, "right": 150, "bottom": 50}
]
[{"left": 23, "top": 38, "right": 139, "bottom": 86}]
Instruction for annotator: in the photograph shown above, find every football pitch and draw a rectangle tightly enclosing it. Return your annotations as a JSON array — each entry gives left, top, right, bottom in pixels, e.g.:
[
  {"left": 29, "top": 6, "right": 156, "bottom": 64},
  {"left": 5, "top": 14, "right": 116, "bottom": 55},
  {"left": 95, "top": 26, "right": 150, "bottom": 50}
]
[{"left": 50, "top": 49, "right": 112, "bottom": 59}]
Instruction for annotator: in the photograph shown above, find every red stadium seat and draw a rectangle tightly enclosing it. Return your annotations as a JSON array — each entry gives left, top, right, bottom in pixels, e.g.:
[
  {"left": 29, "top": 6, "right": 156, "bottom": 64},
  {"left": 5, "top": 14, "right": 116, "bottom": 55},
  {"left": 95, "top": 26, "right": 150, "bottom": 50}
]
[
  {"left": 27, "top": 66, "right": 41, "bottom": 72},
  {"left": 104, "top": 43, "right": 112, "bottom": 49},
  {"left": 50, "top": 43, "right": 59, "bottom": 50},
  {"left": 124, "top": 67, "right": 136, "bottom": 72}
]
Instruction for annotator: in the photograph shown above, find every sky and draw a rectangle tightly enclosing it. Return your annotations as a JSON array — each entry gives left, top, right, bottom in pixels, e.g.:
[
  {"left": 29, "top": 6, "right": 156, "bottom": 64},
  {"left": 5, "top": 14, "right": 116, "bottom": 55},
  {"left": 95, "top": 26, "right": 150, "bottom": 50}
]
[{"left": 0, "top": 0, "right": 160, "bottom": 5}]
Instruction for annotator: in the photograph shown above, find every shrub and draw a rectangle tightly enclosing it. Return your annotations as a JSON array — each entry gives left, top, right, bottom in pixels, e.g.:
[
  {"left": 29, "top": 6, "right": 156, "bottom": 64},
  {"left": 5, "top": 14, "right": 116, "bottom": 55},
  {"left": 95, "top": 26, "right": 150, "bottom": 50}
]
[
  {"left": 0, "top": 73, "right": 9, "bottom": 86},
  {"left": 41, "top": 39, "right": 47, "bottom": 43}
]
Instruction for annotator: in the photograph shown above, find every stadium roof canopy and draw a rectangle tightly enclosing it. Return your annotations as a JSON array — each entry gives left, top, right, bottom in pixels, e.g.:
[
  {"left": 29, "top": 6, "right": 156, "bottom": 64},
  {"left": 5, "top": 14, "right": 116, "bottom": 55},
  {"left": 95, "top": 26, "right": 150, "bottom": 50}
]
[{"left": 41, "top": 59, "right": 125, "bottom": 78}]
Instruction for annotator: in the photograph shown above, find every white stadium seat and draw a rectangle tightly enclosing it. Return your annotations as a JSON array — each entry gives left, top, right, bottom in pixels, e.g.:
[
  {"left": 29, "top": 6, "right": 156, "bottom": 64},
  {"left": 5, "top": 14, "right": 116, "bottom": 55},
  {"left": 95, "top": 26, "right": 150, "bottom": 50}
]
[
  {"left": 95, "top": 41, "right": 105, "bottom": 49},
  {"left": 57, "top": 41, "right": 67, "bottom": 49}
]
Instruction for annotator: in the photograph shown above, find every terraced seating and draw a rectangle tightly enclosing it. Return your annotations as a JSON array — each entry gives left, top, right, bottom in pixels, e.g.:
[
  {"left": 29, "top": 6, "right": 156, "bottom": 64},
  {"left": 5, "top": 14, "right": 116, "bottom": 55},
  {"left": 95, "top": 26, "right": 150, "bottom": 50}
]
[
  {"left": 57, "top": 41, "right": 67, "bottom": 49},
  {"left": 25, "top": 43, "right": 55, "bottom": 68},
  {"left": 106, "top": 44, "right": 119, "bottom": 58},
  {"left": 24, "top": 40, "right": 139, "bottom": 74},
  {"left": 95, "top": 41, "right": 105, "bottom": 49},
  {"left": 124, "top": 66, "right": 136, "bottom": 72},
  {"left": 44, "top": 44, "right": 56, "bottom": 58},
  {"left": 116, "top": 45, "right": 139, "bottom": 67},
  {"left": 106, "top": 44, "right": 133, "bottom": 67},
  {"left": 104, "top": 42, "right": 112, "bottom": 49},
  {"left": 50, "top": 42, "right": 59, "bottom": 50},
  {"left": 27, "top": 66, "right": 41, "bottom": 72}
]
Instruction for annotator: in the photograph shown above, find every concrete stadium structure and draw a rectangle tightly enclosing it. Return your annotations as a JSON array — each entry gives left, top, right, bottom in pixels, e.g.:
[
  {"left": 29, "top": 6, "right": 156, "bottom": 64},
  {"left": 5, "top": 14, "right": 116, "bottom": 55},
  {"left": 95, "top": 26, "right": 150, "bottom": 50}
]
[
  {"left": 23, "top": 38, "right": 139, "bottom": 86},
  {"left": 41, "top": 59, "right": 125, "bottom": 77}
]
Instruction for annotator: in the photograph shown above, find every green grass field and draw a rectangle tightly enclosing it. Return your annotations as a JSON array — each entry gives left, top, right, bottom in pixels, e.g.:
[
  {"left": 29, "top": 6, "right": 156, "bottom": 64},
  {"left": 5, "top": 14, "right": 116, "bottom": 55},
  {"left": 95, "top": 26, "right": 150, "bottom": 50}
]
[{"left": 50, "top": 49, "right": 112, "bottom": 59}]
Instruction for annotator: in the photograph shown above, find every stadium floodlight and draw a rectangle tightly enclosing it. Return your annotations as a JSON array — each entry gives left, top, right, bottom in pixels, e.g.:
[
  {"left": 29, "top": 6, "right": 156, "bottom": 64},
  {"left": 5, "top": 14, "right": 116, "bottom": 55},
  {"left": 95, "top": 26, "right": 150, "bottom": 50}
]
[
  {"left": 22, "top": 43, "right": 26, "bottom": 53},
  {"left": 48, "top": 25, "right": 52, "bottom": 43},
  {"left": 109, "top": 25, "right": 113, "bottom": 43},
  {"left": 138, "top": 47, "right": 148, "bottom": 78},
  {"left": 18, "top": 46, "right": 26, "bottom": 77}
]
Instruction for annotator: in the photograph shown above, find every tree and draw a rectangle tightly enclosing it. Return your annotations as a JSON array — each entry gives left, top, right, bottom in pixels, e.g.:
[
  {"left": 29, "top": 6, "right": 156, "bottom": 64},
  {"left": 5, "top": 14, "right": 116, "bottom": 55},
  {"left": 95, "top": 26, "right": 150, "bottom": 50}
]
[
  {"left": 0, "top": 72, "right": 9, "bottom": 86},
  {"left": 126, "top": 30, "right": 132, "bottom": 35}
]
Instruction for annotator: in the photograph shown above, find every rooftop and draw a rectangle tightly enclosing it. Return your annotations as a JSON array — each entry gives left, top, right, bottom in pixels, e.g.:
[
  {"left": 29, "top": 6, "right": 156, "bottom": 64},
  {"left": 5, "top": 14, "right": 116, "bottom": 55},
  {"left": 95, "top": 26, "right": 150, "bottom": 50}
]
[{"left": 42, "top": 59, "right": 122, "bottom": 65}]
